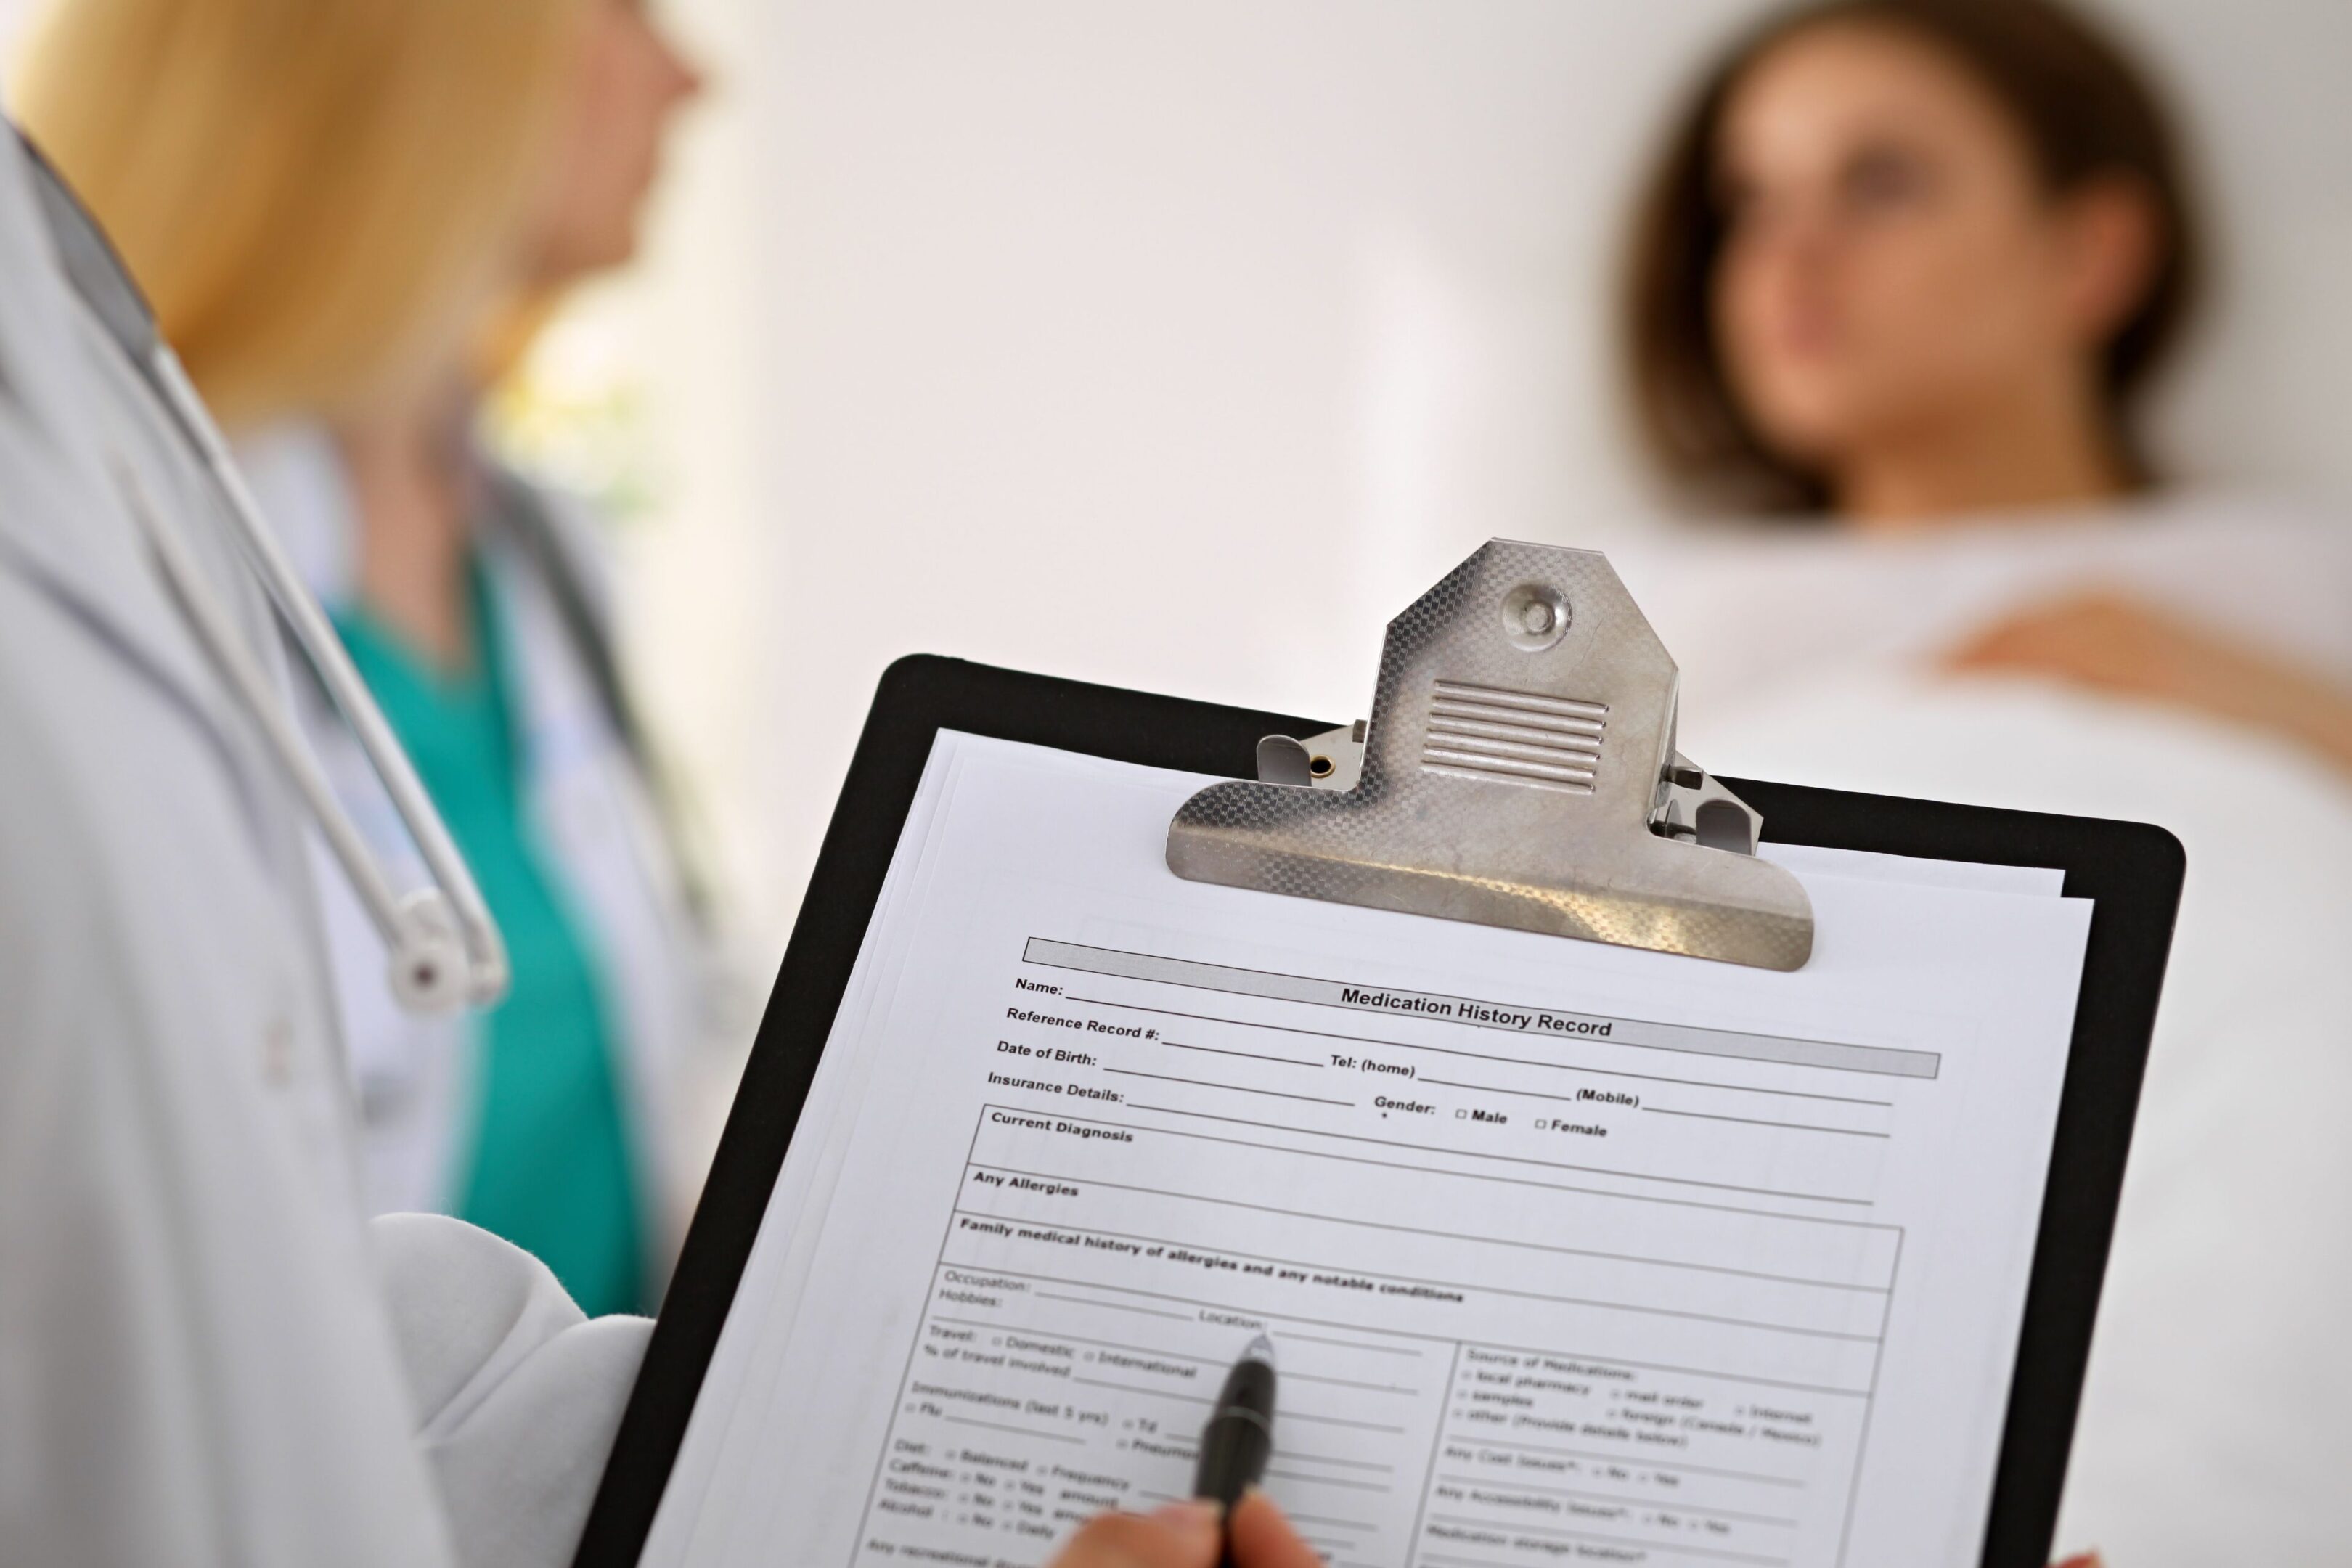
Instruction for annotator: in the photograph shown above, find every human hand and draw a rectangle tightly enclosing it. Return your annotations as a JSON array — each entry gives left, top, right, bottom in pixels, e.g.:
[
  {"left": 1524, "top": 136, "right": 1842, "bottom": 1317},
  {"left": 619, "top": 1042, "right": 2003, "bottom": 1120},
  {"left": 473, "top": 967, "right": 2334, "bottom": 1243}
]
[
  {"left": 1946, "top": 591, "right": 2255, "bottom": 705},
  {"left": 1945, "top": 589, "right": 2352, "bottom": 777},
  {"left": 1045, "top": 1492, "right": 1320, "bottom": 1568}
]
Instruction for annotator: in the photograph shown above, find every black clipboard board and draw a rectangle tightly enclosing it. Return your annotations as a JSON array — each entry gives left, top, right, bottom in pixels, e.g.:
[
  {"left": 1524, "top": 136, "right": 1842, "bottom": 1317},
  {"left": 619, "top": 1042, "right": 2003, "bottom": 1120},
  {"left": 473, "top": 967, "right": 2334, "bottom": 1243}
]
[{"left": 576, "top": 653, "right": 2182, "bottom": 1568}]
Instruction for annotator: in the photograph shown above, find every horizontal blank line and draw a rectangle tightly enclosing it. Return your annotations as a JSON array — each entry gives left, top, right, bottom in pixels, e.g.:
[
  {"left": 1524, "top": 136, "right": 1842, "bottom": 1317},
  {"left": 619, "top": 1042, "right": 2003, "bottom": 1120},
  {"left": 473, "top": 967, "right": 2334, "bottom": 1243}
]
[
  {"left": 1158, "top": 1037, "right": 1321, "bottom": 1068},
  {"left": 942, "top": 1415, "right": 1082, "bottom": 1445},
  {"left": 1266, "top": 1467, "right": 1391, "bottom": 1493},
  {"left": 1035, "top": 1291, "right": 1191, "bottom": 1321},
  {"left": 1072, "top": 1376, "right": 1209, "bottom": 1404},
  {"left": 1285, "top": 1409, "right": 1406, "bottom": 1434},
  {"left": 1435, "top": 1474, "right": 1796, "bottom": 1528},
  {"left": 1457, "top": 1435, "right": 1801, "bottom": 1487},
  {"left": 1105, "top": 1068, "right": 1352, "bottom": 1106},
  {"left": 1281, "top": 1330, "right": 1422, "bottom": 1359},
  {"left": 1285, "top": 1369, "right": 1418, "bottom": 1395},
  {"left": 1646, "top": 1106, "right": 1889, "bottom": 1140},
  {"left": 1276, "top": 1450, "right": 1397, "bottom": 1473},
  {"left": 1282, "top": 1509, "right": 1377, "bottom": 1532},
  {"left": 1427, "top": 1514, "right": 1785, "bottom": 1567}
]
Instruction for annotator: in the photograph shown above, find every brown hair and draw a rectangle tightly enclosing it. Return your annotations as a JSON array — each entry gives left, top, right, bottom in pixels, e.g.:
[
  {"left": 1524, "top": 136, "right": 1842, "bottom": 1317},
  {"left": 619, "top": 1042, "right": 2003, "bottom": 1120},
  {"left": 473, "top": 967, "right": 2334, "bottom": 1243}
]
[{"left": 1624, "top": 0, "right": 2202, "bottom": 513}]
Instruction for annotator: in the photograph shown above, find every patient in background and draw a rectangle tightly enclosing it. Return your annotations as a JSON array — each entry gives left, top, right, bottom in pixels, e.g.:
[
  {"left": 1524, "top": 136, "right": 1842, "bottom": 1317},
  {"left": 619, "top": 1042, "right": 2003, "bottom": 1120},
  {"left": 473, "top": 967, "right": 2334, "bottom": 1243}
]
[
  {"left": 1620, "top": 0, "right": 2352, "bottom": 772},
  {"left": 1619, "top": 5, "right": 2352, "bottom": 1566}
]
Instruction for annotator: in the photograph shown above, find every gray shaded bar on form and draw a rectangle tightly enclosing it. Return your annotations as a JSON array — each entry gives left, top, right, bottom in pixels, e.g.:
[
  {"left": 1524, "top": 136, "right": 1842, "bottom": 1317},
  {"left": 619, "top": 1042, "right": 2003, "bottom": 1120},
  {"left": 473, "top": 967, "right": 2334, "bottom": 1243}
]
[{"left": 1022, "top": 938, "right": 1940, "bottom": 1080}]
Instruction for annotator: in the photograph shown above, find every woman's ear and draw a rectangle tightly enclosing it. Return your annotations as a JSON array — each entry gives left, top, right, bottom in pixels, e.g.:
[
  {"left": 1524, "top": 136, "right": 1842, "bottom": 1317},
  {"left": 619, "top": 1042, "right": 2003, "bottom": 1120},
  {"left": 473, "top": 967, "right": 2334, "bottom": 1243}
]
[{"left": 2057, "top": 174, "right": 2162, "bottom": 348}]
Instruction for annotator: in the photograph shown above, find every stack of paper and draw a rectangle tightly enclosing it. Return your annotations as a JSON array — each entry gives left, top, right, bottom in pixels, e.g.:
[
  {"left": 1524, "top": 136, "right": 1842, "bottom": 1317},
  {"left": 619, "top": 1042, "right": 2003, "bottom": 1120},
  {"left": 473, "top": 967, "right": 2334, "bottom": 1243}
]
[{"left": 642, "top": 733, "right": 2092, "bottom": 1568}]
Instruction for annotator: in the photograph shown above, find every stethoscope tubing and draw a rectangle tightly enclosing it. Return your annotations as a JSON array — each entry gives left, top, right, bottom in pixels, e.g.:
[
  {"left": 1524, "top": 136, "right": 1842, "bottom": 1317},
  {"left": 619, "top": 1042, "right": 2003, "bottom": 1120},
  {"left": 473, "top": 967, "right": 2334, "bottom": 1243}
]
[
  {"left": 146, "top": 348, "right": 509, "bottom": 1013},
  {"left": 15, "top": 121, "right": 506, "bottom": 1016}
]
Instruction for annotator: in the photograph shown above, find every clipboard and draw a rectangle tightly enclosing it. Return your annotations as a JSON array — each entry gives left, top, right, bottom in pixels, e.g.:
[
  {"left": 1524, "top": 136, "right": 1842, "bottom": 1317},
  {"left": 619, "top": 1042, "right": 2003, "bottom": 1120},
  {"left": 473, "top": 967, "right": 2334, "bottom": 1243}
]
[{"left": 577, "top": 551, "right": 2182, "bottom": 1568}]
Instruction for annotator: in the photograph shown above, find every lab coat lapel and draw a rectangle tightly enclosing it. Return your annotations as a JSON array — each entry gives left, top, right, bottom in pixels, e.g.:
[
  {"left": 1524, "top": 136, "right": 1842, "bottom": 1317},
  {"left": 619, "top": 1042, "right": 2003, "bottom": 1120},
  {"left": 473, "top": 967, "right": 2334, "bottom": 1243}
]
[
  {"left": 0, "top": 421, "right": 252, "bottom": 770},
  {"left": 0, "top": 341, "right": 285, "bottom": 844},
  {"left": 0, "top": 130, "right": 264, "bottom": 796}
]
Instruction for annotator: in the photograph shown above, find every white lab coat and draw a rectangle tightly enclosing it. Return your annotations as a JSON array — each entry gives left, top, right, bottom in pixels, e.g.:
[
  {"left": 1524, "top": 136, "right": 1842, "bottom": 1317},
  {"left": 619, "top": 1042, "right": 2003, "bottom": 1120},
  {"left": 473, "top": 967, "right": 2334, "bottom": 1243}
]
[
  {"left": 0, "top": 120, "right": 646, "bottom": 1566},
  {"left": 232, "top": 425, "right": 729, "bottom": 1251}
]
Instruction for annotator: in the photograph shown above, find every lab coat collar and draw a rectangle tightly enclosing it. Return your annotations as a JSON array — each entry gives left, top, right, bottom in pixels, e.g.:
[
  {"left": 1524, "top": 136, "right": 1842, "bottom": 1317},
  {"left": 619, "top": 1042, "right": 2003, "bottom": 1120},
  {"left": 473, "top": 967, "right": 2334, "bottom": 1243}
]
[{"left": 0, "top": 130, "right": 264, "bottom": 804}]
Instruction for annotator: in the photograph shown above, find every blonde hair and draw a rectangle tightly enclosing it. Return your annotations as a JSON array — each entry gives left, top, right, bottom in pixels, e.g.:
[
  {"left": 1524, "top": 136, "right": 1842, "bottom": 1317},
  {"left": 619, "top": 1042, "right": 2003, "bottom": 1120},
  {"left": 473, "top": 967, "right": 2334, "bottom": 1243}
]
[{"left": 12, "top": 0, "right": 590, "bottom": 429}]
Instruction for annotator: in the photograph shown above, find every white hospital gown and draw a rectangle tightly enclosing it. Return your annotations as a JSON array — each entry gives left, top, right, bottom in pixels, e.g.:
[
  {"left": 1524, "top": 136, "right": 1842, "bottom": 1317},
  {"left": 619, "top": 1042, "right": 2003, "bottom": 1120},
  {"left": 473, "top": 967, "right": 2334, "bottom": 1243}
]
[{"left": 1610, "top": 490, "right": 2352, "bottom": 1567}]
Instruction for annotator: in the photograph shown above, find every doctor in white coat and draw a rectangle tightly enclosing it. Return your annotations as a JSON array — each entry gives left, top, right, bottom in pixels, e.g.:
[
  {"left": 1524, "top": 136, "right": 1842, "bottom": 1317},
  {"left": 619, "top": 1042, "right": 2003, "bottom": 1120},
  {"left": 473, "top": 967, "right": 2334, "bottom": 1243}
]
[
  {"left": 235, "top": 424, "right": 727, "bottom": 1265},
  {"left": 17, "top": 0, "right": 734, "bottom": 1318},
  {"left": 0, "top": 109, "right": 648, "bottom": 1567}
]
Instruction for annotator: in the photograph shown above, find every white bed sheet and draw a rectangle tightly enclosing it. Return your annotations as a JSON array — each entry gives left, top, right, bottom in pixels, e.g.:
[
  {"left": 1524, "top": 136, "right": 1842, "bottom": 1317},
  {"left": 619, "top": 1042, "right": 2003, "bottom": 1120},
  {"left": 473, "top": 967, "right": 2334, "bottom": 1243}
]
[{"left": 1684, "top": 671, "right": 2352, "bottom": 1567}]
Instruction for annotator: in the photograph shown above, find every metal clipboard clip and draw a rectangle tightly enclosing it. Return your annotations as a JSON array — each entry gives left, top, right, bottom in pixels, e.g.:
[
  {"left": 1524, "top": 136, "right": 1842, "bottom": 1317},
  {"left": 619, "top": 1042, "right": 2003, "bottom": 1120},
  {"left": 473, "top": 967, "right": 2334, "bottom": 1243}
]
[{"left": 1166, "top": 540, "right": 1814, "bottom": 970}]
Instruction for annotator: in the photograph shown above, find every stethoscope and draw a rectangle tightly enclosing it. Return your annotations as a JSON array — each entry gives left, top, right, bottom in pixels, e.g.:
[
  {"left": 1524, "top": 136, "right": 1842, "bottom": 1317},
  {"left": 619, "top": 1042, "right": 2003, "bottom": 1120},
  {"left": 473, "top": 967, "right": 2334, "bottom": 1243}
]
[{"left": 17, "top": 126, "right": 507, "bottom": 1018}]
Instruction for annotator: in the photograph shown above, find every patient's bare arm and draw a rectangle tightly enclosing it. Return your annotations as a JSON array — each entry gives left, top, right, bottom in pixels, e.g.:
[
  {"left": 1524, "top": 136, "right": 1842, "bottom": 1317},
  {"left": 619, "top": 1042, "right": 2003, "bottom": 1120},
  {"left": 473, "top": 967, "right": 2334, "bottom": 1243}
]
[{"left": 1945, "top": 591, "right": 2352, "bottom": 779}]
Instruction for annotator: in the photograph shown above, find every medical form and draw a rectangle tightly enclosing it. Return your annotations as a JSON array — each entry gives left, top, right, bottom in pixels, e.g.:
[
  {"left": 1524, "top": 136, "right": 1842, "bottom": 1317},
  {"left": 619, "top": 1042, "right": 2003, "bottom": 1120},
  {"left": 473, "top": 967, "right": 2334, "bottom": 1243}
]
[{"left": 640, "top": 732, "right": 2093, "bottom": 1568}]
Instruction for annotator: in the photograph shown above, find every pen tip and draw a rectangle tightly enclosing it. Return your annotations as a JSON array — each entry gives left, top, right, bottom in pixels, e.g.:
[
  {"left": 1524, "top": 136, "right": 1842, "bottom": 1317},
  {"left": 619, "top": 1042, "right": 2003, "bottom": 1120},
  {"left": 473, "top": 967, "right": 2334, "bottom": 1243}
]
[{"left": 1245, "top": 1332, "right": 1275, "bottom": 1365}]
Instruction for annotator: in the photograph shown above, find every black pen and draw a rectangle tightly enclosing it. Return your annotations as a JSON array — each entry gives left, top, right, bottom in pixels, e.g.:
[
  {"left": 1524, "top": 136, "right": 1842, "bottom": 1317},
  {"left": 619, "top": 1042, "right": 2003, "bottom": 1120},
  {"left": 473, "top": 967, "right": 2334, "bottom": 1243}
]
[{"left": 1192, "top": 1333, "right": 1278, "bottom": 1564}]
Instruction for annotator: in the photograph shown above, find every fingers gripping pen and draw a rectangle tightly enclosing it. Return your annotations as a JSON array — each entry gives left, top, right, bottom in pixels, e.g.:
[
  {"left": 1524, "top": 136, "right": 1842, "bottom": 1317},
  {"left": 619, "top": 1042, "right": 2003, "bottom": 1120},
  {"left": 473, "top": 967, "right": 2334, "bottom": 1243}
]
[{"left": 1192, "top": 1334, "right": 1277, "bottom": 1566}]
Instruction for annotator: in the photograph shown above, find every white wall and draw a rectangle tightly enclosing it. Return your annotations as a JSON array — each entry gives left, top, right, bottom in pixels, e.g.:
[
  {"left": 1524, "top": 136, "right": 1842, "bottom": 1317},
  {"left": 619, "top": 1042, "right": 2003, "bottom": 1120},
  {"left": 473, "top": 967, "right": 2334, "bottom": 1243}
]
[
  {"left": 10, "top": 0, "right": 2352, "bottom": 941},
  {"left": 726, "top": 1, "right": 1751, "bottom": 937},
  {"left": 696, "top": 0, "right": 2352, "bottom": 938},
  {"left": 2121, "top": 0, "right": 2352, "bottom": 494}
]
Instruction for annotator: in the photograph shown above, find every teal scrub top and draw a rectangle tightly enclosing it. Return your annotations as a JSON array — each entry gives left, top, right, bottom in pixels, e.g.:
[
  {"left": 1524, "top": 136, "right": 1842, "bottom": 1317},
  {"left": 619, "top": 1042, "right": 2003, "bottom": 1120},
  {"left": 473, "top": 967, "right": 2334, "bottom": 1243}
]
[{"left": 335, "top": 564, "right": 647, "bottom": 1317}]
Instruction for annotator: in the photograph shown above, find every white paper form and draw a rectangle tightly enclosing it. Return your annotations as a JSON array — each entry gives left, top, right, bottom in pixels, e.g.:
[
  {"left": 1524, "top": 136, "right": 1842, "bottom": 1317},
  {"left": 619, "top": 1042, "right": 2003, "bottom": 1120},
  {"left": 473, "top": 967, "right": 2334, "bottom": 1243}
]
[{"left": 645, "top": 734, "right": 2093, "bottom": 1568}]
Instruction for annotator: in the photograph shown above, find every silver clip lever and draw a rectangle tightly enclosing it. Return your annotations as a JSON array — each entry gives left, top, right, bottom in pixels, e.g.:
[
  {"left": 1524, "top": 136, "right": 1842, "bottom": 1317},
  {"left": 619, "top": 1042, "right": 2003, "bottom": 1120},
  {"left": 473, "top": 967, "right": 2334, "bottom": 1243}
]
[{"left": 1167, "top": 541, "right": 1813, "bottom": 971}]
